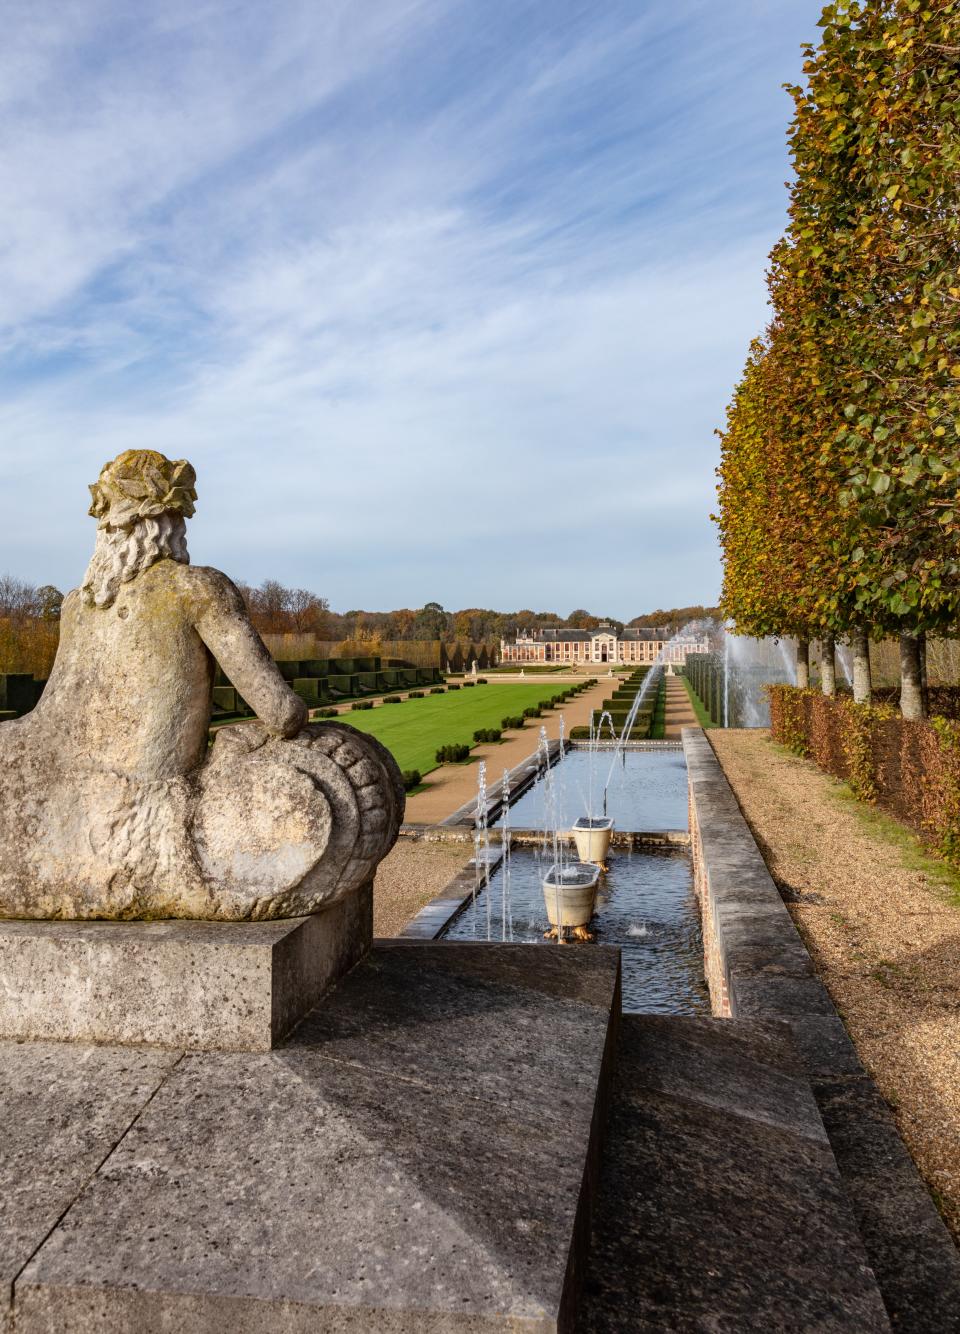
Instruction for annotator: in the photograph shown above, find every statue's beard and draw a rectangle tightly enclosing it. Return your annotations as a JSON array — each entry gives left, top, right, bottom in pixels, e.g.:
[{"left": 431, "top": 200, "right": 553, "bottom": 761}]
[{"left": 81, "top": 513, "right": 189, "bottom": 609}]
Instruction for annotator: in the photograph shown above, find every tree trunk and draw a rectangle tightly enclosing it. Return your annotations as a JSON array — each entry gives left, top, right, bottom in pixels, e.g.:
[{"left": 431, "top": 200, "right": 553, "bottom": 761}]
[
  {"left": 851, "top": 627, "right": 872, "bottom": 705},
  {"left": 919, "top": 631, "right": 929, "bottom": 716},
  {"left": 820, "top": 635, "right": 836, "bottom": 697},
  {"left": 796, "top": 639, "right": 810, "bottom": 689},
  {"left": 899, "top": 633, "right": 924, "bottom": 720}
]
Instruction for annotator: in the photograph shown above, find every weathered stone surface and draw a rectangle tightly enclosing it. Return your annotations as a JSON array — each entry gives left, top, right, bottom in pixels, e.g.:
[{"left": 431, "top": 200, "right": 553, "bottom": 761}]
[
  {"left": 0, "top": 1040, "right": 178, "bottom": 1334},
  {"left": 579, "top": 1016, "right": 891, "bottom": 1332},
  {"left": 0, "top": 450, "right": 403, "bottom": 920},
  {"left": 0, "top": 882, "right": 372, "bottom": 1050},
  {"left": 13, "top": 942, "right": 619, "bottom": 1332}
]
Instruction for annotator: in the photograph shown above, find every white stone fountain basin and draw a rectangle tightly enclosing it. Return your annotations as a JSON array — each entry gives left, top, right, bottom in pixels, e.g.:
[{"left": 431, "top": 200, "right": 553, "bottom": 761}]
[
  {"left": 571, "top": 816, "right": 614, "bottom": 866},
  {"left": 542, "top": 862, "right": 601, "bottom": 928}
]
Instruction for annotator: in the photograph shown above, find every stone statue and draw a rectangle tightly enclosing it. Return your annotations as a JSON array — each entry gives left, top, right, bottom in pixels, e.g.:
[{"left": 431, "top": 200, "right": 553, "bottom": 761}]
[{"left": 0, "top": 450, "right": 403, "bottom": 920}]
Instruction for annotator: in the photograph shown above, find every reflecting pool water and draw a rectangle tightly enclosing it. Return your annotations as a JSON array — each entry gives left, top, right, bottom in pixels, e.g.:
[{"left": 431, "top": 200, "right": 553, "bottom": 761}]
[
  {"left": 442, "top": 846, "right": 709, "bottom": 1014},
  {"left": 498, "top": 747, "right": 688, "bottom": 831}
]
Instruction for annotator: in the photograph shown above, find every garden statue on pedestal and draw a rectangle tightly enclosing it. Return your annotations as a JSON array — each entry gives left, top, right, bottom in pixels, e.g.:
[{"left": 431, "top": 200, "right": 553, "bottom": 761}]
[{"left": 0, "top": 450, "right": 403, "bottom": 920}]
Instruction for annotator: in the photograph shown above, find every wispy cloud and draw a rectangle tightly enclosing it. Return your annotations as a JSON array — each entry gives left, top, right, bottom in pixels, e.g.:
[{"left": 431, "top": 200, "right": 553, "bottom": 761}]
[{"left": 0, "top": 0, "right": 822, "bottom": 615}]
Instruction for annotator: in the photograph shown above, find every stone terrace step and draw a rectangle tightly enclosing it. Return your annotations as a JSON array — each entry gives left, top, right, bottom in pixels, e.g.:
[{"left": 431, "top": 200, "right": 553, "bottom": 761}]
[{"left": 578, "top": 1015, "right": 892, "bottom": 1332}]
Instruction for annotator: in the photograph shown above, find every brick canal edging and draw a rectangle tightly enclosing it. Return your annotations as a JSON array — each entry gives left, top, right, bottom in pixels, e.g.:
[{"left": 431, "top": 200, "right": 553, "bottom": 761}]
[{"left": 683, "top": 725, "right": 960, "bottom": 1331}]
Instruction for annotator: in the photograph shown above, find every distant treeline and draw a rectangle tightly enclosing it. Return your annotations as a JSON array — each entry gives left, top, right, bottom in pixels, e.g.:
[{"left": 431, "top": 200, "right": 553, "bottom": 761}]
[{"left": 0, "top": 573, "right": 719, "bottom": 677}]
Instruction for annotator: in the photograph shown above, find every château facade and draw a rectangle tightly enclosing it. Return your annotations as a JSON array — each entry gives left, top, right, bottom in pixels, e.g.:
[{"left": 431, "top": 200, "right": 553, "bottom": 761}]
[{"left": 499, "top": 625, "right": 710, "bottom": 667}]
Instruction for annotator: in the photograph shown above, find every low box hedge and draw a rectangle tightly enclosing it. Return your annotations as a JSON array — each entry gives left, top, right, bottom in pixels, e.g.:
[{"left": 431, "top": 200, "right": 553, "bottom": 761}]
[{"left": 435, "top": 742, "right": 471, "bottom": 763}]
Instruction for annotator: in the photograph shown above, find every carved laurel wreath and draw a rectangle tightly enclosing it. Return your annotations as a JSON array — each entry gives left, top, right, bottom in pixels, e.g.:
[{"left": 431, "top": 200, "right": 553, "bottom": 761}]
[{"left": 88, "top": 450, "right": 198, "bottom": 529}]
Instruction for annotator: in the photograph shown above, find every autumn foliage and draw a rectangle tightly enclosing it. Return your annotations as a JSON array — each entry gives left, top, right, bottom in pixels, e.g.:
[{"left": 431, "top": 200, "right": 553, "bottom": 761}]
[{"left": 716, "top": 0, "right": 960, "bottom": 714}]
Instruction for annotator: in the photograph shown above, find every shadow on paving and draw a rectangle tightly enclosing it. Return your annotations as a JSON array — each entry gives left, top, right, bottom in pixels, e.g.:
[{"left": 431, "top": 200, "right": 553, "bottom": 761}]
[{"left": 577, "top": 1015, "right": 893, "bottom": 1333}]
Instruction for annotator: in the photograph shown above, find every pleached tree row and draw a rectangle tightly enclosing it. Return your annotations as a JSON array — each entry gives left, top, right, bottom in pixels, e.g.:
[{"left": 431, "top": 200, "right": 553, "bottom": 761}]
[{"left": 715, "top": 0, "right": 960, "bottom": 718}]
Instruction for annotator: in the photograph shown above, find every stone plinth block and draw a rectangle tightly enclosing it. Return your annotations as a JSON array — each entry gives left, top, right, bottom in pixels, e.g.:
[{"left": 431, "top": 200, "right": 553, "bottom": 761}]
[
  {"left": 12, "top": 941, "right": 620, "bottom": 1333},
  {"left": 0, "top": 882, "right": 371, "bottom": 1051}
]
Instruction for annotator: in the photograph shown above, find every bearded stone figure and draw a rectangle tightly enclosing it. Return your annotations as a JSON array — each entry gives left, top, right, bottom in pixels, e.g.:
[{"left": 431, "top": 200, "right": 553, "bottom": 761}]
[{"left": 0, "top": 450, "right": 403, "bottom": 920}]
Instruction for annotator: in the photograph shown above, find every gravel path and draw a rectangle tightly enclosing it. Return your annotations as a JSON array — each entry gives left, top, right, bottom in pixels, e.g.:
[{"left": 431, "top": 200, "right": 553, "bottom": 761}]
[
  {"left": 372, "top": 838, "right": 470, "bottom": 938},
  {"left": 711, "top": 728, "right": 960, "bottom": 1242},
  {"left": 663, "top": 674, "right": 696, "bottom": 738}
]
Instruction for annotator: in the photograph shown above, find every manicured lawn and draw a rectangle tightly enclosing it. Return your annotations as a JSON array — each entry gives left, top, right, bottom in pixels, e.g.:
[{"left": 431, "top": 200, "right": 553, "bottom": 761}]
[{"left": 338, "top": 684, "right": 570, "bottom": 775}]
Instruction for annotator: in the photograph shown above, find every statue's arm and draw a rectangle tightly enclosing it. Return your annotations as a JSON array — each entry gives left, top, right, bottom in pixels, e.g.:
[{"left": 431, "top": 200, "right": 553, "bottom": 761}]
[{"left": 190, "top": 570, "right": 307, "bottom": 738}]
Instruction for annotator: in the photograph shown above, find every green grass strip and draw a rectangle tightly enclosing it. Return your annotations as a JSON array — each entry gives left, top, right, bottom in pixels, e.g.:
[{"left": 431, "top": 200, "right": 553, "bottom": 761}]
[
  {"left": 648, "top": 675, "right": 667, "bottom": 739},
  {"left": 335, "top": 683, "right": 570, "bottom": 775}
]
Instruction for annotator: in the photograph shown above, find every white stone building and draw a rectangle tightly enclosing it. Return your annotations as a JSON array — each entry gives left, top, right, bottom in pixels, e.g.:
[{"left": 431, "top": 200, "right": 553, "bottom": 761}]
[{"left": 499, "top": 625, "right": 709, "bottom": 667}]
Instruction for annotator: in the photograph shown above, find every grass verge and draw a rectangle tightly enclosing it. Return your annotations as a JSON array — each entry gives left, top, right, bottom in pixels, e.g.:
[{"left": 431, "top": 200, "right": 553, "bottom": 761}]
[{"left": 828, "top": 779, "right": 960, "bottom": 908}]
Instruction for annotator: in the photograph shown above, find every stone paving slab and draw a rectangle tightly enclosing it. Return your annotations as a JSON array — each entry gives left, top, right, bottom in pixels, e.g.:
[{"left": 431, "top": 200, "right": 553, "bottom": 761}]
[
  {"left": 14, "top": 942, "right": 620, "bottom": 1333},
  {"left": 0, "top": 1041, "right": 179, "bottom": 1334},
  {"left": 578, "top": 1016, "right": 891, "bottom": 1332}
]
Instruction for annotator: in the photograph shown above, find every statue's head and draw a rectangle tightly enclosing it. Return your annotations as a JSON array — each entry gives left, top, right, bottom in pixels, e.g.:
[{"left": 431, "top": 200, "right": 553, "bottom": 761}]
[
  {"left": 88, "top": 450, "right": 197, "bottom": 530},
  {"left": 82, "top": 450, "right": 197, "bottom": 609}
]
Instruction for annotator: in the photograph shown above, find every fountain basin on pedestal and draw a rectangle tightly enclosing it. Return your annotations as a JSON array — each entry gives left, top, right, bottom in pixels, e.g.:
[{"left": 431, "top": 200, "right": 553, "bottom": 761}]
[
  {"left": 571, "top": 816, "right": 614, "bottom": 866},
  {"left": 542, "top": 862, "right": 601, "bottom": 931}
]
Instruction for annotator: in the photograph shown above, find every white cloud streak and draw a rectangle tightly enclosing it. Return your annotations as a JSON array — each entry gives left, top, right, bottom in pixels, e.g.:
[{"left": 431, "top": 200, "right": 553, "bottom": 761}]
[{"left": 0, "top": 0, "right": 822, "bottom": 615}]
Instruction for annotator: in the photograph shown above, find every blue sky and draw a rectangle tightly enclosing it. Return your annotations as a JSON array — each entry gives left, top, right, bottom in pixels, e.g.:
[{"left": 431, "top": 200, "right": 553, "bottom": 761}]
[{"left": 1, "top": 0, "right": 822, "bottom": 617}]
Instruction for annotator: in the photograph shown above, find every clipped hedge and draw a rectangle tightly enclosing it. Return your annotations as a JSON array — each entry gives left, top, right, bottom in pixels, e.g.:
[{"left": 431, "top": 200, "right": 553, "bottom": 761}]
[
  {"left": 383, "top": 695, "right": 402, "bottom": 704},
  {"left": 501, "top": 715, "right": 525, "bottom": 730},
  {"left": 522, "top": 706, "right": 541, "bottom": 719},
  {"left": 401, "top": 769, "right": 422, "bottom": 791},
  {"left": 313, "top": 706, "right": 338, "bottom": 718},
  {"left": 351, "top": 700, "right": 374, "bottom": 711},
  {"left": 435, "top": 742, "right": 471, "bottom": 764},
  {"left": 430, "top": 686, "right": 445, "bottom": 694},
  {"left": 447, "top": 684, "right": 461, "bottom": 691},
  {"left": 408, "top": 690, "right": 424, "bottom": 699},
  {"left": 768, "top": 684, "right": 960, "bottom": 869},
  {"left": 473, "top": 727, "right": 502, "bottom": 743}
]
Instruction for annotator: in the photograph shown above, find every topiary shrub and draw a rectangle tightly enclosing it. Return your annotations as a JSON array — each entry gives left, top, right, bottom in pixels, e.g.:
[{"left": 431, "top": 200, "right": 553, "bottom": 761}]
[
  {"left": 351, "top": 700, "right": 374, "bottom": 711},
  {"left": 430, "top": 686, "right": 445, "bottom": 694},
  {"left": 314, "top": 707, "right": 338, "bottom": 718},
  {"left": 447, "top": 683, "right": 461, "bottom": 691},
  {"left": 473, "top": 727, "right": 502, "bottom": 743},
  {"left": 401, "top": 769, "right": 422, "bottom": 791},
  {"left": 407, "top": 690, "right": 424, "bottom": 699},
  {"left": 501, "top": 714, "right": 525, "bottom": 729},
  {"left": 476, "top": 678, "right": 487, "bottom": 685},
  {"left": 435, "top": 742, "right": 471, "bottom": 763},
  {"left": 463, "top": 681, "right": 476, "bottom": 688},
  {"left": 522, "top": 706, "right": 541, "bottom": 719},
  {"left": 383, "top": 695, "right": 402, "bottom": 704}
]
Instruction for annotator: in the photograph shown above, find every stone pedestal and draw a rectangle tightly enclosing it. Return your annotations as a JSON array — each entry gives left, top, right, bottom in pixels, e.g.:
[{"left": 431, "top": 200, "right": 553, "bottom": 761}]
[
  {"left": 0, "top": 882, "right": 372, "bottom": 1052},
  {"left": 4, "top": 941, "right": 620, "bottom": 1333}
]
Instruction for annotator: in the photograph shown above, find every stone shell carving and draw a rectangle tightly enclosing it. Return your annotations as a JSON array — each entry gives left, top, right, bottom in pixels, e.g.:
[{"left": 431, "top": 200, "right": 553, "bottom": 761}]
[{"left": 0, "top": 718, "right": 403, "bottom": 922}]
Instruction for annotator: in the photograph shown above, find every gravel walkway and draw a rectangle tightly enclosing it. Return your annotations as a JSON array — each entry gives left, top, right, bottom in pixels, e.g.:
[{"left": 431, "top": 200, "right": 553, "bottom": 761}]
[
  {"left": 663, "top": 674, "right": 696, "bottom": 738},
  {"left": 372, "top": 838, "right": 470, "bottom": 938},
  {"left": 711, "top": 728, "right": 960, "bottom": 1242}
]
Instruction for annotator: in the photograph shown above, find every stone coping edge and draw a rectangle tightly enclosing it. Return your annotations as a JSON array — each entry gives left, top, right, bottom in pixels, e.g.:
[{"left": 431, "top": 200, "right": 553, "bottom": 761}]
[
  {"left": 397, "top": 850, "right": 505, "bottom": 940},
  {"left": 682, "top": 726, "right": 960, "bottom": 1329}
]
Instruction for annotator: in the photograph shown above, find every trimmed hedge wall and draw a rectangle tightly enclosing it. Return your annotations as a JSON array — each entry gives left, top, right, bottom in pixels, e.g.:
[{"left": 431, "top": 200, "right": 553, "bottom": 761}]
[{"left": 769, "top": 685, "right": 960, "bottom": 870}]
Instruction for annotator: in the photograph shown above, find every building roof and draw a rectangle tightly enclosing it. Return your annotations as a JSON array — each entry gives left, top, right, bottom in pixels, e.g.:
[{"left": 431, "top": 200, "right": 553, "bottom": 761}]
[{"left": 538, "top": 628, "right": 592, "bottom": 642}]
